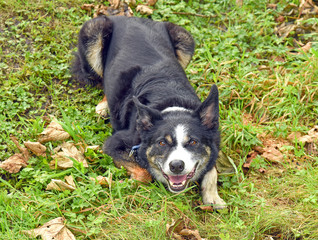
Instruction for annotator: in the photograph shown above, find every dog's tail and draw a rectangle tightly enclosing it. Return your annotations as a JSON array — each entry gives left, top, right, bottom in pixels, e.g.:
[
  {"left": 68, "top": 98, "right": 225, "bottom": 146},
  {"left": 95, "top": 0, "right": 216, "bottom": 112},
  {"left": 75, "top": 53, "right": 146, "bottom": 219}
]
[{"left": 71, "top": 16, "right": 113, "bottom": 87}]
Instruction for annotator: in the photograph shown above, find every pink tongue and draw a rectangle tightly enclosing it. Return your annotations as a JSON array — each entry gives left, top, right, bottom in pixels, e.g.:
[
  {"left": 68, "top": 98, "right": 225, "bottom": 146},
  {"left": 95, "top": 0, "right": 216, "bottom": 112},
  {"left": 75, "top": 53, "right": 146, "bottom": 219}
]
[{"left": 168, "top": 175, "right": 187, "bottom": 184}]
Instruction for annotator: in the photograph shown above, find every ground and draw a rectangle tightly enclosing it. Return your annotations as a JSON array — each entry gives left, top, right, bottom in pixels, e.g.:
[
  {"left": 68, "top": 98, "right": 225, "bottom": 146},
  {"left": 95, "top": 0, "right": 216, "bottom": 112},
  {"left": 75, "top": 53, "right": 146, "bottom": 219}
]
[{"left": 0, "top": 0, "right": 317, "bottom": 239}]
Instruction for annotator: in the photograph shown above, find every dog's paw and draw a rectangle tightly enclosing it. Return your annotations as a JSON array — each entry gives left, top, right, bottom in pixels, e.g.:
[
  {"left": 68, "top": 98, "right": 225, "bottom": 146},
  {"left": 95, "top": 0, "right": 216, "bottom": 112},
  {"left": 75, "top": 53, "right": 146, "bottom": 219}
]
[
  {"left": 96, "top": 96, "right": 109, "bottom": 119},
  {"left": 203, "top": 195, "right": 227, "bottom": 210}
]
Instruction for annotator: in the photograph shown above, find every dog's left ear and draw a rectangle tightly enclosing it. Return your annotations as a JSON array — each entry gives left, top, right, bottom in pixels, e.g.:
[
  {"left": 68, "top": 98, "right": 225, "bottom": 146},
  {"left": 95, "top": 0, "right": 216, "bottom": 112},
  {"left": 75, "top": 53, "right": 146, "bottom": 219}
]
[
  {"left": 133, "top": 97, "right": 163, "bottom": 131},
  {"left": 194, "top": 85, "right": 219, "bottom": 130}
]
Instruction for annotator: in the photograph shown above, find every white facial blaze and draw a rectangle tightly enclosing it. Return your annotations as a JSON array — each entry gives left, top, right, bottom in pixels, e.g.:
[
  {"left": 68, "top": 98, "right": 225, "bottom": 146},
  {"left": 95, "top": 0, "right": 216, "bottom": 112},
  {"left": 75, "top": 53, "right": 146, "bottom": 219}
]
[{"left": 163, "top": 124, "right": 196, "bottom": 175}]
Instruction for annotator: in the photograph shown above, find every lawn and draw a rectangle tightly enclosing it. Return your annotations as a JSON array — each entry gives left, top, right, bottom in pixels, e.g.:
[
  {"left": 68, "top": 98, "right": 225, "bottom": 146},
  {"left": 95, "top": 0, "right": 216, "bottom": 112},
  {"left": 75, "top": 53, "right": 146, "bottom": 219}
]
[{"left": 0, "top": 0, "right": 317, "bottom": 239}]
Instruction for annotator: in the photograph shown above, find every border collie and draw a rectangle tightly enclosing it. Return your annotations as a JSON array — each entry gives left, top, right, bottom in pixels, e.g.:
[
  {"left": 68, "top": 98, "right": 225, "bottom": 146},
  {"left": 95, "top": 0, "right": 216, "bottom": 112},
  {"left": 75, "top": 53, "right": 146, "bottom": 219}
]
[{"left": 72, "top": 16, "right": 226, "bottom": 209}]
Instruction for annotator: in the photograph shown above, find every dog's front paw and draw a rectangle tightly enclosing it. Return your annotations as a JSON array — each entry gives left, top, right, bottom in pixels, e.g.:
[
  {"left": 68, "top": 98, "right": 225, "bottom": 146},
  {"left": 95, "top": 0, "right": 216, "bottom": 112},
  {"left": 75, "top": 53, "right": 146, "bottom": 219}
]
[{"left": 203, "top": 195, "right": 227, "bottom": 210}]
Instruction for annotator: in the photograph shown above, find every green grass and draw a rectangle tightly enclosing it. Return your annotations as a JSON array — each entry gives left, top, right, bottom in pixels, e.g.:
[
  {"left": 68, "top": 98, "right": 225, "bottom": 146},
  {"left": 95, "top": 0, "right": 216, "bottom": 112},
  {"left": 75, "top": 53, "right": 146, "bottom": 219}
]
[{"left": 1, "top": 0, "right": 317, "bottom": 239}]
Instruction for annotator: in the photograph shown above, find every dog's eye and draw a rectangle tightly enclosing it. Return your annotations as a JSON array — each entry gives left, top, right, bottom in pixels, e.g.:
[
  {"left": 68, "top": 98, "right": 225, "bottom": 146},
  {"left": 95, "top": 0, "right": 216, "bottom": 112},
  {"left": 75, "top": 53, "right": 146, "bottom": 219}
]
[
  {"left": 158, "top": 141, "right": 166, "bottom": 146},
  {"left": 189, "top": 139, "right": 197, "bottom": 146}
]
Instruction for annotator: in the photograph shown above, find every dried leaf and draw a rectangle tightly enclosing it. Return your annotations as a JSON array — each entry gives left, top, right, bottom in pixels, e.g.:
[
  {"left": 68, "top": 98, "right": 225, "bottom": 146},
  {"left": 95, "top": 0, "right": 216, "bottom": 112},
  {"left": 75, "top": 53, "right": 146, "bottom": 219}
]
[
  {"left": 89, "top": 175, "right": 112, "bottom": 186},
  {"left": 258, "top": 167, "right": 267, "bottom": 173},
  {"left": 216, "top": 151, "right": 237, "bottom": 175},
  {"left": 287, "top": 132, "right": 302, "bottom": 142},
  {"left": 24, "top": 141, "right": 46, "bottom": 157},
  {"left": 147, "top": 0, "right": 157, "bottom": 6},
  {"left": 10, "top": 136, "right": 30, "bottom": 159},
  {"left": 24, "top": 217, "right": 75, "bottom": 240},
  {"left": 299, "top": 126, "right": 318, "bottom": 143},
  {"left": 0, "top": 136, "right": 30, "bottom": 173},
  {"left": 262, "top": 147, "right": 284, "bottom": 163},
  {"left": 46, "top": 177, "right": 76, "bottom": 191},
  {"left": 136, "top": 5, "right": 153, "bottom": 15},
  {"left": 179, "top": 229, "right": 202, "bottom": 240},
  {"left": 0, "top": 154, "right": 28, "bottom": 173},
  {"left": 38, "top": 120, "right": 70, "bottom": 143},
  {"left": 166, "top": 218, "right": 202, "bottom": 240},
  {"left": 49, "top": 156, "right": 73, "bottom": 169},
  {"left": 109, "top": 0, "right": 121, "bottom": 9},
  {"left": 166, "top": 218, "right": 186, "bottom": 238},
  {"left": 198, "top": 205, "right": 214, "bottom": 212},
  {"left": 275, "top": 23, "right": 296, "bottom": 38},
  {"left": 64, "top": 175, "right": 76, "bottom": 187},
  {"left": 289, "top": 42, "right": 312, "bottom": 55},
  {"left": 81, "top": 3, "right": 95, "bottom": 11},
  {"left": 50, "top": 142, "right": 88, "bottom": 169},
  {"left": 267, "top": 3, "right": 277, "bottom": 9},
  {"left": 243, "top": 151, "right": 259, "bottom": 169}
]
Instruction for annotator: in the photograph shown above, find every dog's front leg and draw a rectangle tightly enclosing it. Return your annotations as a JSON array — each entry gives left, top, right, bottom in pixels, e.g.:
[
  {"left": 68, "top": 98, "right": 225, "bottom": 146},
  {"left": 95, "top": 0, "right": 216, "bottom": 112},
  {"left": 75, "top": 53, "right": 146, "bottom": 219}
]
[{"left": 201, "top": 167, "right": 227, "bottom": 209}]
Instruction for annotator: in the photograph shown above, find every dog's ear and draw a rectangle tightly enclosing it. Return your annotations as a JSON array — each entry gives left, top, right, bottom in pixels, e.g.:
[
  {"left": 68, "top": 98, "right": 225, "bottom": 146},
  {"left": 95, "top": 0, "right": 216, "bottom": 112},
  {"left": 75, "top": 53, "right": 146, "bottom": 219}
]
[
  {"left": 133, "top": 97, "right": 163, "bottom": 131},
  {"left": 194, "top": 85, "right": 219, "bottom": 130}
]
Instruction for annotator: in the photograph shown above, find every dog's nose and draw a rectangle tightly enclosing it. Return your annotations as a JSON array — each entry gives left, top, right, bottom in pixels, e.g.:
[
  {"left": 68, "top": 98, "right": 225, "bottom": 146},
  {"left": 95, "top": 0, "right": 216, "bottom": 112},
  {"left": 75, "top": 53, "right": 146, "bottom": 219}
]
[{"left": 169, "top": 160, "right": 185, "bottom": 174}]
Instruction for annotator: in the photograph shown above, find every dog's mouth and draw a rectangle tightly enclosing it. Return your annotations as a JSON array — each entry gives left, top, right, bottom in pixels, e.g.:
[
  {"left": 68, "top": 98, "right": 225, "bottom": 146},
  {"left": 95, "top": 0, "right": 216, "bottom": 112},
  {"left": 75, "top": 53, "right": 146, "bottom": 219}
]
[{"left": 161, "top": 163, "right": 198, "bottom": 192}]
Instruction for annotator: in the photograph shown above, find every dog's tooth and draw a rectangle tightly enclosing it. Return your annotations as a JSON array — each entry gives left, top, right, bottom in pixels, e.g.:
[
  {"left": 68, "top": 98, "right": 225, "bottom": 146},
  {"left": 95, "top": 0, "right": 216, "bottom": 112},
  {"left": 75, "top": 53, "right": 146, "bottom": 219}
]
[{"left": 182, "top": 180, "right": 186, "bottom": 185}]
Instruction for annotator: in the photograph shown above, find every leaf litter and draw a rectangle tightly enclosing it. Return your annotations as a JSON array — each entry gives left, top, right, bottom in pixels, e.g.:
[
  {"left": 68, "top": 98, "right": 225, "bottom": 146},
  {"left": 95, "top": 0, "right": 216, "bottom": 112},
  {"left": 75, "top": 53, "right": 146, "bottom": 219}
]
[
  {"left": 274, "top": 0, "right": 318, "bottom": 48},
  {"left": 0, "top": 136, "right": 30, "bottom": 173},
  {"left": 50, "top": 142, "right": 88, "bottom": 169},
  {"left": 24, "top": 217, "right": 76, "bottom": 240},
  {"left": 166, "top": 217, "right": 203, "bottom": 240},
  {"left": 46, "top": 175, "right": 76, "bottom": 191},
  {"left": 80, "top": 0, "right": 157, "bottom": 18}
]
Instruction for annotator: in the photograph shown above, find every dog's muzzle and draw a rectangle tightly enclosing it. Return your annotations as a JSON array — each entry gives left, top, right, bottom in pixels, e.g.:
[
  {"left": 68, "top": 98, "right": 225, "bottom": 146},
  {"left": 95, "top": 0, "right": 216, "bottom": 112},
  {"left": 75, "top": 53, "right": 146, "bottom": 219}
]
[{"left": 161, "top": 162, "right": 198, "bottom": 192}]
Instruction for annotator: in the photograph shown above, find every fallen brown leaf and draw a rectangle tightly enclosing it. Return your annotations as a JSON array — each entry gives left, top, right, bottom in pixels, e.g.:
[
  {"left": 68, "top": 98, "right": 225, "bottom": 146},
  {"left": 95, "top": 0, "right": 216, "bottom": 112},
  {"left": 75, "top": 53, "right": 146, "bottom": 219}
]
[
  {"left": 109, "top": 0, "right": 121, "bottom": 9},
  {"left": 46, "top": 176, "right": 76, "bottom": 191},
  {"left": 166, "top": 218, "right": 186, "bottom": 238},
  {"left": 50, "top": 142, "right": 88, "bottom": 169},
  {"left": 89, "top": 175, "right": 112, "bottom": 186},
  {"left": 38, "top": 120, "right": 70, "bottom": 143},
  {"left": 0, "top": 154, "right": 28, "bottom": 173},
  {"left": 10, "top": 136, "right": 30, "bottom": 159},
  {"left": 299, "top": 125, "right": 318, "bottom": 143},
  {"left": 136, "top": 5, "right": 153, "bottom": 15},
  {"left": 179, "top": 229, "right": 202, "bottom": 240},
  {"left": 267, "top": 3, "right": 277, "bottom": 9},
  {"left": 24, "top": 217, "right": 75, "bottom": 240},
  {"left": 0, "top": 136, "right": 30, "bottom": 173},
  {"left": 243, "top": 151, "right": 259, "bottom": 169},
  {"left": 166, "top": 217, "right": 202, "bottom": 240},
  {"left": 24, "top": 141, "right": 46, "bottom": 157},
  {"left": 287, "top": 132, "right": 302, "bottom": 142},
  {"left": 289, "top": 42, "right": 312, "bottom": 55},
  {"left": 81, "top": 3, "right": 94, "bottom": 11},
  {"left": 275, "top": 23, "right": 296, "bottom": 38},
  {"left": 198, "top": 205, "right": 214, "bottom": 212},
  {"left": 262, "top": 146, "right": 284, "bottom": 163},
  {"left": 147, "top": 0, "right": 157, "bottom": 6}
]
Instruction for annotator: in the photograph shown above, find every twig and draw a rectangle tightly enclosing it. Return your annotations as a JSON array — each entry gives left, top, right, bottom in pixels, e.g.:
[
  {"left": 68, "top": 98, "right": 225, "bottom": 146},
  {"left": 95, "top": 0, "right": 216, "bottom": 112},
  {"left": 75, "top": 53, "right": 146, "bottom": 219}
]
[{"left": 173, "top": 12, "right": 216, "bottom": 18}]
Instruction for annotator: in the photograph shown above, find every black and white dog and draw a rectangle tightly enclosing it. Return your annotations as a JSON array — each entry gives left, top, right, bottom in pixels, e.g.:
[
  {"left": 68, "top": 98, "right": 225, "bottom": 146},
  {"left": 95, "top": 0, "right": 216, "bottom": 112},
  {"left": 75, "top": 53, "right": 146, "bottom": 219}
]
[{"left": 73, "top": 16, "right": 226, "bottom": 209}]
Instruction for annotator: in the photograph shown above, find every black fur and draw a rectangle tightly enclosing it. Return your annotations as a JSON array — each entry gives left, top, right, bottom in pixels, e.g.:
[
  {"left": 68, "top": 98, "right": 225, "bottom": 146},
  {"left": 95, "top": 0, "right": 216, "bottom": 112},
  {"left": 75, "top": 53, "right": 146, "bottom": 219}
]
[{"left": 73, "top": 16, "right": 221, "bottom": 191}]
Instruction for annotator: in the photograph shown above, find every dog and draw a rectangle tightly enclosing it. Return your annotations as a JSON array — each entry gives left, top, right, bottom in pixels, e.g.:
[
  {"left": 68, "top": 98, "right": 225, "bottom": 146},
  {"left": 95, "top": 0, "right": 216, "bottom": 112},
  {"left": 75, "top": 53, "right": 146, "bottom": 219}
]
[{"left": 72, "top": 16, "right": 226, "bottom": 209}]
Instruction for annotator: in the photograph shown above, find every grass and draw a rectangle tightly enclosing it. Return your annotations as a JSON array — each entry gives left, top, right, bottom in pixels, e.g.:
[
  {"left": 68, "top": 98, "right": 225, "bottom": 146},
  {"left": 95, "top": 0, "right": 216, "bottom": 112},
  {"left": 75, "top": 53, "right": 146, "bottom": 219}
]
[{"left": 0, "top": 0, "right": 317, "bottom": 239}]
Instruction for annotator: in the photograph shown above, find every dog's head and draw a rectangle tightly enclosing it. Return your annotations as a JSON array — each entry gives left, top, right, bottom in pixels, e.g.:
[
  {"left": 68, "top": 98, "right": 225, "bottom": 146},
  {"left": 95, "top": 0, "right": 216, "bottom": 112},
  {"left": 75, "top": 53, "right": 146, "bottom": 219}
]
[{"left": 134, "top": 85, "right": 220, "bottom": 192}]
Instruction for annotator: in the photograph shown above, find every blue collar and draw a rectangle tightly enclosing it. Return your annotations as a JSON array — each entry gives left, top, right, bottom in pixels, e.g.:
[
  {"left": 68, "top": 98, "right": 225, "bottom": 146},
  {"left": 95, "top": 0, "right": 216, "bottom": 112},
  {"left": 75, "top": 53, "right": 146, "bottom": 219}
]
[{"left": 129, "top": 144, "right": 141, "bottom": 157}]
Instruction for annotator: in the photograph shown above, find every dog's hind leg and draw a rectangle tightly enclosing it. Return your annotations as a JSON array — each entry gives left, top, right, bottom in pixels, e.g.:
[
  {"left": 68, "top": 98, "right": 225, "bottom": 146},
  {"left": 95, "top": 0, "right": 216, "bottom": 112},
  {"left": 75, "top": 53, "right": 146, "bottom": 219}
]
[
  {"left": 165, "top": 22, "right": 195, "bottom": 69},
  {"left": 72, "top": 16, "right": 113, "bottom": 86},
  {"left": 201, "top": 167, "right": 227, "bottom": 209}
]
